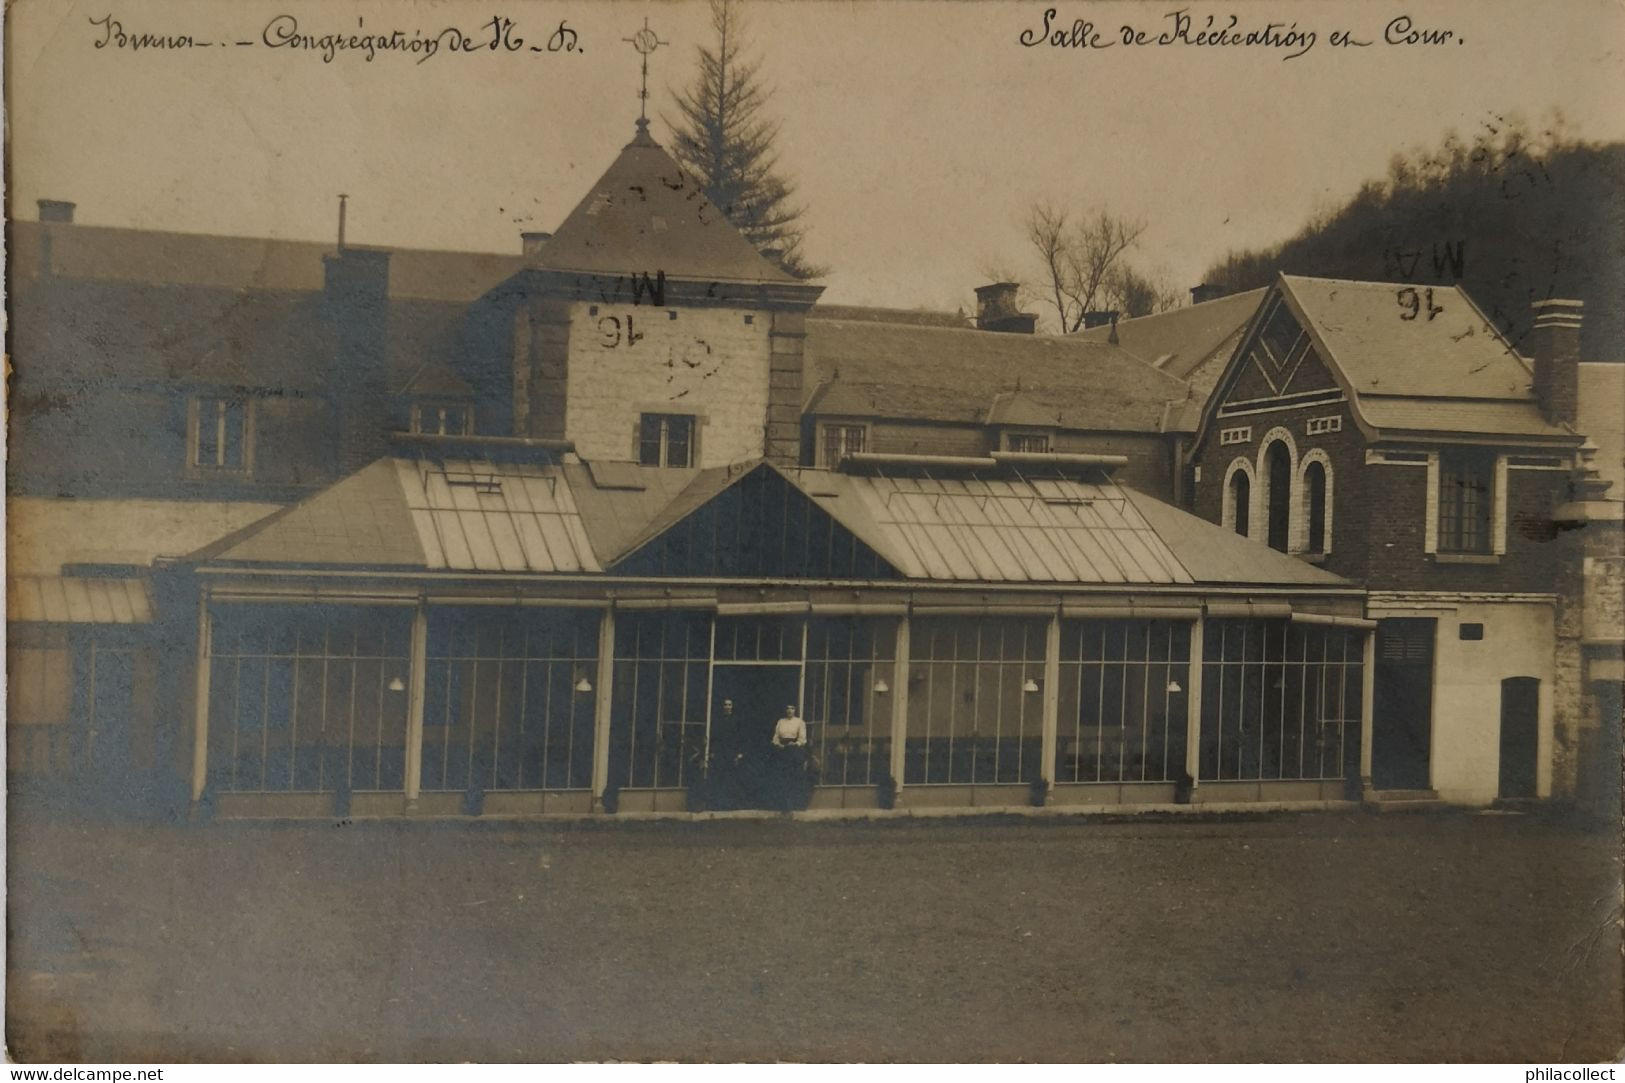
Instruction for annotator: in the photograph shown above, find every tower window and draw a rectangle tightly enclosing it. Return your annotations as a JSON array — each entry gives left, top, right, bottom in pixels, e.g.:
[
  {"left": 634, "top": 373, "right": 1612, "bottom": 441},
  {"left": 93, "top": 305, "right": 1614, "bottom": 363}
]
[
  {"left": 639, "top": 414, "right": 696, "bottom": 468},
  {"left": 411, "top": 402, "right": 473, "bottom": 436},
  {"left": 188, "top": 396, "right": 252, "bottom": 475}
]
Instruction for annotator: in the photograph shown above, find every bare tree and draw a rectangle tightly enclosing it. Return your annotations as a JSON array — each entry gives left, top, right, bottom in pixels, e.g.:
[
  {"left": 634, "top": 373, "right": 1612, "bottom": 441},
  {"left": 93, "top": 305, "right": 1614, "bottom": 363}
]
[
  {"left": 1024, "top": 202, "right": 1147, "bottom": 332},
  {"left": 665, "top": 0, "right": 825, "bottom": 279},
  {"left": 1110, "top": 264, "right": 1181, "bottom": 318}
]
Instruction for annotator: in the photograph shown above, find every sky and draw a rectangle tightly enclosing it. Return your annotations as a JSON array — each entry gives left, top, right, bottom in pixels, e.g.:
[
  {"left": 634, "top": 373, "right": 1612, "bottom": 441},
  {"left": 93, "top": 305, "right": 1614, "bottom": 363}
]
[{"left": 8, "top": 0, "right": 1624, "bottom": 318}]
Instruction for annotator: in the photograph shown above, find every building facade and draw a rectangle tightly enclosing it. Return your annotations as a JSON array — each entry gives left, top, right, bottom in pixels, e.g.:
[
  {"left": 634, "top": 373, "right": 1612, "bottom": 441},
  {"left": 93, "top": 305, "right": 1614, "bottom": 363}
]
[
  {"left": 1185, "top": 276, "right": 1607, "bottom": 805},
  {"left": 10, "top": 121, "right": 1612, "bottom": 819}
]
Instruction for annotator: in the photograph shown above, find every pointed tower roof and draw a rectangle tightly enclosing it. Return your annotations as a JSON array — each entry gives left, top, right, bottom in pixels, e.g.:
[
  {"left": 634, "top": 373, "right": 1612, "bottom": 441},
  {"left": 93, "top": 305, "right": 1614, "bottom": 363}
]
[{"left": 532, "top": 125, "right": 799, "bottom": 285}]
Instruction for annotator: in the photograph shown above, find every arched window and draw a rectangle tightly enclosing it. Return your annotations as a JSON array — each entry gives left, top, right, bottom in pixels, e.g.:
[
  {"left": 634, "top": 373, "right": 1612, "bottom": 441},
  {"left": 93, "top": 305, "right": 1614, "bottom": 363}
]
[
  {"left": 1228, "top": 469, "right": 1250, "bottom": 537},
  {"left": 1263, "top": 441, "right": 1292, "bottom": 552},
  {"left": 1304, "top": 460, "right": 1328, "bottom": 553}
]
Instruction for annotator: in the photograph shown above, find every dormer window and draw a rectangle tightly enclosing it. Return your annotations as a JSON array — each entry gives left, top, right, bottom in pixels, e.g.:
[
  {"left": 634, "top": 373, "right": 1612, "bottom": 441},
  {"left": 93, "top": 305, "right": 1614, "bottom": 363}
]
[
  {"left": 187, "top": 396, "right": 252, "bottom": 476},
  {"left": 639, "top": 413, "right": 695, "bottom": 468},
  {"left": 1004, "top": 431, "right": 1052, "bottom": 454},
  {"left": 411, "top": 401, "right": 473, "bottom": 436},
  {"left": 820, "top": 423, "right": 867, "bottom": 469}
]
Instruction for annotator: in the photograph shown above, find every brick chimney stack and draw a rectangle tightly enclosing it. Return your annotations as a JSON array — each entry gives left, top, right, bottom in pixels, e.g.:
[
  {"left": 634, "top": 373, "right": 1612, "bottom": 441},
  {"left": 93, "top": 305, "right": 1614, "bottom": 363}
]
[
  {"left": 521, "top": 232, "right": 552, "bottom": 259},
  {"left": 323, "top": 246, "right": 393, "bottom": 471},
  {"left": 974, "top": 282, "right": 1037, "bottom": 334},
  {"left": 37, "top": 199, "right": 76, "bottom": 223},
  {"left": 1529, "top": 298, "right": 1583, "bottom": 428},
  {"left": 1190, "top": 283, "right": 1221, "bottom": 306}
]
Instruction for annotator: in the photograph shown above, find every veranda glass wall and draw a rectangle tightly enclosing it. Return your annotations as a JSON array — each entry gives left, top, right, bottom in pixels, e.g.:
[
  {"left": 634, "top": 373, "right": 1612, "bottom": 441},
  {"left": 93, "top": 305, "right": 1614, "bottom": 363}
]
[
  {"left": 1056, "top": 619, "right": 1191, "bottom": 784},
  {"left": 1199, "top": 619, "right": 1363, "bottom": 782},
  {"left": 804, "top": 617, "right": 895, "bottom": 787},
  {"left": 608, "top": 610, "right": 711, "bottom": 791},
  {"left": 420, "top": 607, "right": 599, "bottom": 794},
  {"left": 904, "top": 618, "right": 1047, "bottom": 785},
  {"left": 206, "top": 604, "right": 411, "bottom": 794}
]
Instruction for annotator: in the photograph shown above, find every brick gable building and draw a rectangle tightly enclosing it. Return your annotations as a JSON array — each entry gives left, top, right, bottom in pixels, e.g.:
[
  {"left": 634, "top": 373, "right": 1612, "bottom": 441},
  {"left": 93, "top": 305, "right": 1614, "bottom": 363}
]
[{"left": 1185, "top": 275, "right": 1605, "bottom": 805}]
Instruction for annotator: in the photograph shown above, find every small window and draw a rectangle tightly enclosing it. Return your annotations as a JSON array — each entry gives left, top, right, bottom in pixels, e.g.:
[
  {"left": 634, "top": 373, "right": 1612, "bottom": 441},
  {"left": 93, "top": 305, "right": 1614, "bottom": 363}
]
[
  {"left": 1306, "top": 416, "right": 1343, "bottom": 436},
  {"left": 411, "top": 402, "right": 473, "bottom": 436},
  {"left": 1438, "top": 449, "right": 1495, "bottom": 554},
  {"left": 639, "top": 414, "right": 696, "bottom": 468},
  {"left": 189, "top": 396, "right": 251, "bottom": 474},
  {"left": 1459, "top": 623, "right": 1485, "bottom": 641},
  {"left": 1006, "top": 432, "right": 1051, "bottom": 454},
  {"left": 821, "top": 424, "right": 867, "bottom": 469},
  {"left": 1219, "top": 426, "right": 1252, "bottom": 446}
]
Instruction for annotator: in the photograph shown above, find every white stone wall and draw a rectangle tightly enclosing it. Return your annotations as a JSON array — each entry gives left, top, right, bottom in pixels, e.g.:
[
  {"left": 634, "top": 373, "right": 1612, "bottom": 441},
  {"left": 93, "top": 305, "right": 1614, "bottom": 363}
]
[
  {"left": 563, "top": 302, "right": 771, "bottom": 468},
  {"left": 1372, "top": 598, "right": 1557, "bottom": 805}
]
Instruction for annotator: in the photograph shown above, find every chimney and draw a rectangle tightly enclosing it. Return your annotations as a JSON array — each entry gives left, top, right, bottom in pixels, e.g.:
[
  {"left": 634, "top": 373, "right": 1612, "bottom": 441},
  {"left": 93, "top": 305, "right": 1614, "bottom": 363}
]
[
  {"left": 1529, "top": 298, "right": 1583, "bottom": 427},
  {"left": 37, "top": 199, "right": 75, "bottom": 224},
  {"left": 521, "top": 231, "right": 552, "bottom": 259},
  {"left": 974, "top": 282, "right": 1037, "bottom": 334},
  {"left": 1082, "top": 310, "right": 1120, "bottom": 330},
  {"left": 322, "top": 246, "right": 393, "bottom": 471},
  {"left": 1190, "top": 284, "right": 1221, "bottom": 306}
]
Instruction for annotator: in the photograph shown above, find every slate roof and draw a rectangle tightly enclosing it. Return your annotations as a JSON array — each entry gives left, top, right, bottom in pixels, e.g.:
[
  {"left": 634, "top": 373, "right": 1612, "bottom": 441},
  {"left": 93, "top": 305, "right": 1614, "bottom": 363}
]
[
  {"left": 803, "top": 319, "right": 1199, "bottom": 433},
  {"left": 1280, "top": 275, "right": 1534, "bottom": 400},
  {"left": 11, "top": 278, "right": 337, "bottom": 392},
  {"left": 531, "top": 127, "right": 796, "bottom": 284},
  {"left": 1075, "top": 288, "right": 1266, "bottom": 385},
  {"left": 201, "top": 451, "right": 1353, "bottom": 594},
  {"left": 809, "top": 304, "right": 970, "bottom": 328},
  {"left": 12, "top": 219, "right": 523, "bottom": 303},
  {"left": 1273, "top": 275, "right": 1575, "bottom": 440}
]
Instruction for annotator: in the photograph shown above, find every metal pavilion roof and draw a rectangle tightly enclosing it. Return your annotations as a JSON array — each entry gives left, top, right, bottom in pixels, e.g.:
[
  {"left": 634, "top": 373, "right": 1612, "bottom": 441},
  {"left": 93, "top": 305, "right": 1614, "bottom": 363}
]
[
  {"left": 200, "top": 450, "right": 1351, "bottom": 592},
  {"left": 8, "top": 575, "right": 154, "bottom": 624},
  {"left": 787, "top": 469, "right": 1192, "bottom": 585}
]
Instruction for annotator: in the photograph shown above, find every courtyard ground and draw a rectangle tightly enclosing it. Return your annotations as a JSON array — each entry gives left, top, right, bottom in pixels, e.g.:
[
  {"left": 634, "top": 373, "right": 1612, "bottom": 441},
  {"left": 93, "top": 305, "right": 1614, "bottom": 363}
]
[{"left": 5, "top": 807, "right": 1622, "bottom": 1062}]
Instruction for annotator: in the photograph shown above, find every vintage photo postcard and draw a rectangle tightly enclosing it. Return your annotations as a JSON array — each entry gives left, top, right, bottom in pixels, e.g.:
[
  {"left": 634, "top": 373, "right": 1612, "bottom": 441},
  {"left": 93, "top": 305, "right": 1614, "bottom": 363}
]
[{"left": 5, "top": 0, "right": 1623, "bottom": 1064}]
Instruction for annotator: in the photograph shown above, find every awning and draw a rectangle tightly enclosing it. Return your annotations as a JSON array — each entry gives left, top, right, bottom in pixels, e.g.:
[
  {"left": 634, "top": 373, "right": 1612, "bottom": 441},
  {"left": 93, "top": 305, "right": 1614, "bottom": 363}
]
[{"left": 7, "top": 575, "right": 154, "bottom": 624}]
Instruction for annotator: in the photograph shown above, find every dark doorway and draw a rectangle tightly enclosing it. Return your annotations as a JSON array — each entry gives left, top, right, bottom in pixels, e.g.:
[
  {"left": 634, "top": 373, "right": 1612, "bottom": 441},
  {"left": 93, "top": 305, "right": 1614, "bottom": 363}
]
[
  {"left": 708, "top": 665, "right": 802, "bottom": 809},
  {"left": 1264, "top": 441, "right": 1292, "bottom": 552},
  {"left": 1498, "top": 677, "right": 1540, "bottom": 799},
  {"left": 1372, "top": 618, "right": 1435, "bottom": 790}
]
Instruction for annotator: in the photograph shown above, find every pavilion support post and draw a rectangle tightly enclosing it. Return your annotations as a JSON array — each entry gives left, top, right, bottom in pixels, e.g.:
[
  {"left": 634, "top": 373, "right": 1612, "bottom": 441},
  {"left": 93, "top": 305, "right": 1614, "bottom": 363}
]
[
  {"left": 189, "top": 590, "right": 213, "bottom": 806},
  {"left": 1039, "top": 612, "right": 1061, "bottom": 800},
  {"left": 404, "top": 601, "right": 428, "bottom": 804},
  {"left": 1360, "top": 626, "right": 1376, "bottom": 798},
  {"left": 1183, "top": 615, "right": 1205, "bottom": 801},
  {"left": 592, "top": 608, "right": 617, "bottom": 811},
  {"left": 889, "top": 616, "right": 910, "bottom": 801}
]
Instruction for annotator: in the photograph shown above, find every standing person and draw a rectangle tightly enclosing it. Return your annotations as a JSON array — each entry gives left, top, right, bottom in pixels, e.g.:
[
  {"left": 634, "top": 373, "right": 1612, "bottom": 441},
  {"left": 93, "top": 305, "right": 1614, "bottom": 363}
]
[{"left": 771, "top": 705, "right": 809, "bottom": 811}]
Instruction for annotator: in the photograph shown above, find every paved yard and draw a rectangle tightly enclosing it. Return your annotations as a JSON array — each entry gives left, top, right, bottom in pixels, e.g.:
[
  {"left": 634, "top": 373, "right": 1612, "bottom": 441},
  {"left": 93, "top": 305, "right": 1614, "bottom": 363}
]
[{"left": 6, "top": 809, "right": 1622, "bottom": 1062}]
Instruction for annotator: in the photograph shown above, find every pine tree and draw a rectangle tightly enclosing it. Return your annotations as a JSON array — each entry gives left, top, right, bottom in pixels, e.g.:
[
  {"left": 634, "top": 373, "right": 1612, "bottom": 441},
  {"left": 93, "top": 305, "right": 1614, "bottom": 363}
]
[{"left": 666, "top": 0, "right": 825, "bottom": 279}]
